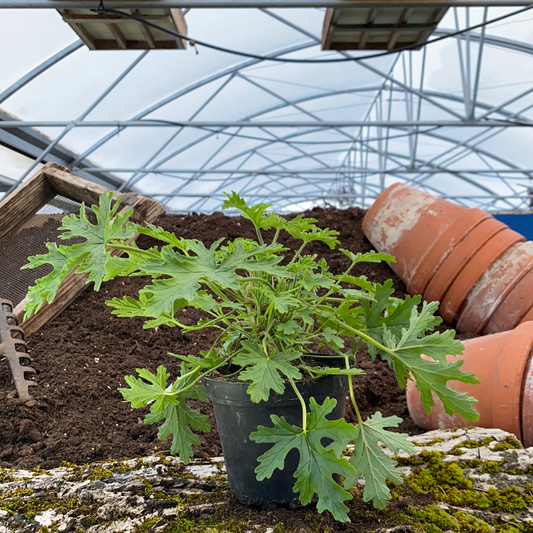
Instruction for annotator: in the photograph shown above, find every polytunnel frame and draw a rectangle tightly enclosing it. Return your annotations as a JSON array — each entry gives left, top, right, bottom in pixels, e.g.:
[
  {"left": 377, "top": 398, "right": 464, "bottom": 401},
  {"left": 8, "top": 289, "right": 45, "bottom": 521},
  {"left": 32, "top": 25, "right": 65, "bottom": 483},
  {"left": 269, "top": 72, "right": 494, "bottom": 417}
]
[{"left": 1, "top": 6, "right": 533, "bottom": 212}]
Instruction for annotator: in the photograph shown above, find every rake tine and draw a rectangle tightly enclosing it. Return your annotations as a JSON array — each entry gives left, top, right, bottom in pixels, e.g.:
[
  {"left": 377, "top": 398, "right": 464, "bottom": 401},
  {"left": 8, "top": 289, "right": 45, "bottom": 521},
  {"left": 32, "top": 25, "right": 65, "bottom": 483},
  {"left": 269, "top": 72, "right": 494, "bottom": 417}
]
[{"left": 0, "top": 298, "right": 37, "bottom": 402}]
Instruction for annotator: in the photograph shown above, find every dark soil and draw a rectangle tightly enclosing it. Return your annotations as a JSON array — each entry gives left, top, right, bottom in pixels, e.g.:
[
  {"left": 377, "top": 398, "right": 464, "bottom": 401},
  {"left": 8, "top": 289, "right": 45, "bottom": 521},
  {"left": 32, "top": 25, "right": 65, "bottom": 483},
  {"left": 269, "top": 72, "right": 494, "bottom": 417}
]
[{"left": 0, "top": 206, "right": 453, "bottom": 529}]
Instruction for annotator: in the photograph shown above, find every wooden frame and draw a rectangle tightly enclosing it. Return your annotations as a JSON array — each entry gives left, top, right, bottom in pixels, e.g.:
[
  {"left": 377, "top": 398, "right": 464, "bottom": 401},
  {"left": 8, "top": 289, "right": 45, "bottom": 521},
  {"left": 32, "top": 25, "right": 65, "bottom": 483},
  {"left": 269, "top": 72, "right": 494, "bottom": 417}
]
[
  {"left": 57, "top": 8, "right": 188, "bottom": 50},
  {"left": 0, "top": 163, "right": 164, "bottom": 335},
  {"left": 321, "top": 5, "right": 448, "bottom": 51}
]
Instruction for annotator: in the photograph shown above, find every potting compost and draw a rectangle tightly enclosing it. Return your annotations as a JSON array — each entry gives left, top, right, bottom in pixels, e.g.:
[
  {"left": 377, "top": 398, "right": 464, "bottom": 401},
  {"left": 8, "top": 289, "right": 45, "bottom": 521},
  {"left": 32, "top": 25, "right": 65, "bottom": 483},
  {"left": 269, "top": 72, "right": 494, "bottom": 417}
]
[{"left": 0, "top": 206, "right": 436, "bottom": 470}]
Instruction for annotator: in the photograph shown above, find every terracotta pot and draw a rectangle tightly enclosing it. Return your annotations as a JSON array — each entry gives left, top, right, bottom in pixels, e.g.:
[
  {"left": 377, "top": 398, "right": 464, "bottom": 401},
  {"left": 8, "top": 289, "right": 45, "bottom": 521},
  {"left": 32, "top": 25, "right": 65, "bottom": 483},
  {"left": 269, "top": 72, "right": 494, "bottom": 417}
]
[
  {"left": 423, "top": 217, "right": 507, "bottom": 305},
  {"left": 362, "top": 183, "right": 467, "bottom": 293},
  {"left": 520, "top": 306, "right": 533, "bottom": 325},
  {"left": 457, "top": 242, "right": 533, "bottom": 334},
  {"left": 522, "top": 357, "right": 533, "bottom": 448},
  {"left": 407, "top": 208, "right": 491, "bottom": 297},
  {"left": 438, "top": 228, "right": 525, "bottom": 324},
  {"left": 484, "top": 266, "right": 533, "bottom": 334},
  {"left": 406, "top": 322, "right": 533, "bottom": 444}
]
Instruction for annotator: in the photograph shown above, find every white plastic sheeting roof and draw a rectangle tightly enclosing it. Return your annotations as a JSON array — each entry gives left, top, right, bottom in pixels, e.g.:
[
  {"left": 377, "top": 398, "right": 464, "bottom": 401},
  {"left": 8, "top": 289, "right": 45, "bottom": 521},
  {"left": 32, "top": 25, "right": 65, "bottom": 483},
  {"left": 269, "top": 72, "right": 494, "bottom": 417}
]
[{"left": 1, "top": 6, "right": 533, "bottom": 212}]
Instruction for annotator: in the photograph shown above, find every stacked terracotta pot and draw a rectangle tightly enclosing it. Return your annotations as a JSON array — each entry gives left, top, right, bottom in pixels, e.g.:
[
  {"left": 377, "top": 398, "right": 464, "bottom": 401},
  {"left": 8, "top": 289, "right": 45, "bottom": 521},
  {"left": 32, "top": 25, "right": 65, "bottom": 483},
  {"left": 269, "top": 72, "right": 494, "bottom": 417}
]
[
  {"left": 406, "top": 322, "right": 533, "bottom": 448},
  {"left": 362, "top": 183, "right": 533, "bottom": 335},
  {"left": 363, "top": 183, "right": 533, "bottom": 445}
]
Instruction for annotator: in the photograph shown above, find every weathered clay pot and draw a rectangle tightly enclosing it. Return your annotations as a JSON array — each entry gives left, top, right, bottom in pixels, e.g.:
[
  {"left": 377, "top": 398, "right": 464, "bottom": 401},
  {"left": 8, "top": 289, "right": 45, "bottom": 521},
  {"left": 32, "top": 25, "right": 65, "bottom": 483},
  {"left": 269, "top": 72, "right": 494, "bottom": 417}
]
[
  {"left": 362, "top": 183, "right": 468, "bottom": 295},
  {"left": 406, "top": 322, "right": 533, "bottom": 445},
  {"left": 457, "top": 242, "right": 533, "bottom": 334},
  {"left": 423, "top": 217, "right": 508, "bottom": 306},
  {"left": 484, "top": 266, "right": 533, "bottom": 334},
  {"left": 520, "top": 306, "right": 533, "bottom": 325},
  {"left": 438, "top": 228, "right": 525, "bottom": 324},
  {"left": 406, "top": 208, "right": 491, "bottom": 297}
]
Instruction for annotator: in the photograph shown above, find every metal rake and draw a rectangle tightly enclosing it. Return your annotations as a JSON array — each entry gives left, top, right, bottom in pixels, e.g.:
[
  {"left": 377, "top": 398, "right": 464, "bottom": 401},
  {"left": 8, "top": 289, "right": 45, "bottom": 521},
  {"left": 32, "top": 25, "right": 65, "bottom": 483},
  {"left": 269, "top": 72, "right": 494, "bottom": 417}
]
[{"left": 0, "top": 298, "right": 36, "bottom": 401}]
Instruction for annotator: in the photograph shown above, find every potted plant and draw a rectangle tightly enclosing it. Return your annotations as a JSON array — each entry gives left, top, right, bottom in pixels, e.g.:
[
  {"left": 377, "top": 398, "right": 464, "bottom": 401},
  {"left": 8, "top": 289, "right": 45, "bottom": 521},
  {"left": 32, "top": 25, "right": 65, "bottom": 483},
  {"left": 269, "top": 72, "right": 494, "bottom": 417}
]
[{"left": 23, "top": 192, "right": 479, "bottom": 523}]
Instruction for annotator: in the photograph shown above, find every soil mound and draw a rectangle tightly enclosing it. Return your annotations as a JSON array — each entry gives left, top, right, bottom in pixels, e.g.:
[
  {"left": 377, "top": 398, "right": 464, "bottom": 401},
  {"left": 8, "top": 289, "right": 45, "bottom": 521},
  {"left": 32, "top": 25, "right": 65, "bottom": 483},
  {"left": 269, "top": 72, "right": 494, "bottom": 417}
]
[{"left": 1, "top": 206, "right": 430, "bottom": 469}]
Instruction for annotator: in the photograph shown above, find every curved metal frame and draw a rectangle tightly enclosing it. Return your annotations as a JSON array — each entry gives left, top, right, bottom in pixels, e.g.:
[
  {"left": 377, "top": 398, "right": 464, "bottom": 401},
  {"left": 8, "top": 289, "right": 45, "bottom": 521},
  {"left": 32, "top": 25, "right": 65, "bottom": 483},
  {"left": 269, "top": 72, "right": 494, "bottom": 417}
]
[{"left": 2, "top": 6, "right": 533, "bottom": 212}]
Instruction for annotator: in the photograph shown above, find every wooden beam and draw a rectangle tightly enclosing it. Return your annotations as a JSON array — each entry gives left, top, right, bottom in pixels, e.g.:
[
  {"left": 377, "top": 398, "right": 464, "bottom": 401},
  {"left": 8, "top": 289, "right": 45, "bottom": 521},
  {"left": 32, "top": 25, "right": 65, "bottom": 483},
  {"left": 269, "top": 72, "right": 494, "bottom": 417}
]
[
  {"left": 60, "top": 10, "right": 97, "bottom": 50},
  {"left": 106, "top": 22, "right": 128, "bottom": 49},
  {"left": 61, "top": 14, "right": 171, "bottom": 23},
  {"left": 134, "top": 9, "right": 156, "bottom": 48},
  {"left": 169, "top": 8, "right": 188, "bottom": 49},
  {"left": 387, "top": 29, "right": 400, "bottom": 50},
  {"left": 331, "top": 23, "right": 439, "bottom": 31}
]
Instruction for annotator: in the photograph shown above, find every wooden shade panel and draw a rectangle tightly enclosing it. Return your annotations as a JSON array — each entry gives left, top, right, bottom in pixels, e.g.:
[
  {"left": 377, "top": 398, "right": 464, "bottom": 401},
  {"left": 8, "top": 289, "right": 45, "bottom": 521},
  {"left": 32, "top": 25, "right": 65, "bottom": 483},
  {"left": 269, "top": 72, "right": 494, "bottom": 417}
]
[
  {"left": 322, "top": 4, "right": 448, "bottom": 51},
  {"left": 58, "top": 8, "right": 188, "bottom": 50}
]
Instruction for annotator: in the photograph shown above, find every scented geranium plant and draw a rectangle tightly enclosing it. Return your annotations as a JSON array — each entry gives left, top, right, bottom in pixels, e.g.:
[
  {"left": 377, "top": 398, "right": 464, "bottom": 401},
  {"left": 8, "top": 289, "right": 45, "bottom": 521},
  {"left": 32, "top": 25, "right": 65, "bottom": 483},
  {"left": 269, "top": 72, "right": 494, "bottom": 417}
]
[{"left": 24, "top": 192, "right": 479, "bottom": 522}]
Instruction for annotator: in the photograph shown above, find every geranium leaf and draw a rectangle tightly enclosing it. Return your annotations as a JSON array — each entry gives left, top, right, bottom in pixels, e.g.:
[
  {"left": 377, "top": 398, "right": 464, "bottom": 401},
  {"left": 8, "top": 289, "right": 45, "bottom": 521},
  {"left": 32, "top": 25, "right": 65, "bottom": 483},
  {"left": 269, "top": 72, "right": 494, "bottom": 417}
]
[
  {"left": 234, "top": 341, "right": 301, "bottom": 402},
  {"left": 346, "top": 412, "right": 415, "bottom": 509},
  {"left": 119, "top": 365, "right": 180, "bottom": 413},
  {"left": 144, "top": 401, "right": 210, "bottom": 464},
  {"left": 23, "top": 192, "right": 135, "bottom": 316},
  {"left": 251, "top": 397, "right": 355, "bottom": 522}
]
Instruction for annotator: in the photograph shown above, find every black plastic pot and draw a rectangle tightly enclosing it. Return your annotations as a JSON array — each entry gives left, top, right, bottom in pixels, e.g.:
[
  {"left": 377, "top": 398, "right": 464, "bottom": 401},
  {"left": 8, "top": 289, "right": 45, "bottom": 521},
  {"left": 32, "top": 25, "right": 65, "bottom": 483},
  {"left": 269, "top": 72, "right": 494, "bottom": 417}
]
[{"left": 202, "top": 374, "right": 349, "bottom": 505}]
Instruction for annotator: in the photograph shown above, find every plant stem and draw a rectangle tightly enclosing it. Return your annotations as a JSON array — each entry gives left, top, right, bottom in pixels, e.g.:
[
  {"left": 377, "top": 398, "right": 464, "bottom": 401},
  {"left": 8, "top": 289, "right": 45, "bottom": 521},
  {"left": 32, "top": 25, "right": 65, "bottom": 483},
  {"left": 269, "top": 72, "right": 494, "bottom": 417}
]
[
  {"left": 344, "top": 355, "right": 364, "bottom": 425},
  {"left": 289, "top": 378, "right": 307, "bottom": 431},
  {"left": 289, "top": 242, "right": 308, "bottom": 265},
  {"left": 255, "top": 227, "right": 265, "bottom": 246},
  {"left": 323, "top": 316, "right": 394, "bottom": 355},
  {"left": 271, "top": 227, "right": 281, "bottom": 245}
]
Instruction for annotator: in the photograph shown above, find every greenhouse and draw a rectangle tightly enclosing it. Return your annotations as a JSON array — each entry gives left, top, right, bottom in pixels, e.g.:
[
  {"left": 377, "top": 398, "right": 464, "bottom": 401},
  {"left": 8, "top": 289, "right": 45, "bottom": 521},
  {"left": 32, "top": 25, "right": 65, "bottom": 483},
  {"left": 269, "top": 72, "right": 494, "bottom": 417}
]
[{"left": 1, "top": 2, "right": 533, "bottom": 532}]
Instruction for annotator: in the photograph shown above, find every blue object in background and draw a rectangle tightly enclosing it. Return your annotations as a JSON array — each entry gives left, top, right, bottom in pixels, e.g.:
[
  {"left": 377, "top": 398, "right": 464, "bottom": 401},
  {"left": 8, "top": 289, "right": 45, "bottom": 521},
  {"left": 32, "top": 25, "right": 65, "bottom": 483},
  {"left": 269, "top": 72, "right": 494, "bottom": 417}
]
[{"left": 494, "top": 213, "right": 533, "bottom": 240}]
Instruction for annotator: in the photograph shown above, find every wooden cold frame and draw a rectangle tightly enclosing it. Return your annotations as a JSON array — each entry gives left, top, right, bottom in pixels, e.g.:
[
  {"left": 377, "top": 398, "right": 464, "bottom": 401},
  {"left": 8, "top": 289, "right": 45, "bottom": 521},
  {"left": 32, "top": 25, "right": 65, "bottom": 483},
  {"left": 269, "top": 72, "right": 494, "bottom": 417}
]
[{"left": 0, "top": 163, "right": 164, "bottom": 336}]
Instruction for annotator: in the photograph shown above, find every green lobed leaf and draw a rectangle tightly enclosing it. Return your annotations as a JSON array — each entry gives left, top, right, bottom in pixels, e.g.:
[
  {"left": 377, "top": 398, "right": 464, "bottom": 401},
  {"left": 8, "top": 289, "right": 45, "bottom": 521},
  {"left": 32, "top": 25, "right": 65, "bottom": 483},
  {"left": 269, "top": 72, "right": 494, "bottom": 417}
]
[
  {"left": 375, "top": 304, "right": 479, "bottom": 421},
  {"left": 22, "top": 243, "right": 87, "bottom": 317},
  {"left": 169, "top": 352, "right": 225, "bottom": 371},
  {"left": 269, "top": 293, "right": 300, "bottom": 314},
  {"left": 59, "top": 192, "right": 135, "bottom": 289},
  {"left": 322, "top": 327, "right": 345, "bottom": 349},
  {"left": 222, "top": 191, "right": 280, "bottom": 232},
  {"left": 144, "top": 399, "right": 210, "bottom": 464},
  {"left": 276, "top": 320, "right": 299, "bottom": 336},
  {"left": 234, "top": 341, "right": 301, "bottom": 402},
  {"left": 284, "top": 214, "right": 340, "bottom": 249},
  {"left": 136, "top": 223, "right": 189, "bottom": 251},
  {"left": 23, "top": 192, "right": 135, "bottom": 316},
  {"left": 339, "top": 249, "right": 396, "bottom": 264},
  {"left": 119, "top": 365, "right": 180, "bottom": 413},
  {"left": 251, "top": 397, "right": 355, "bottom": 522},
  {"left": 346, "top": 412, "right": 415, "bottom": 509},
  {"left": 402, "top": 357, "right": 480, "bottom": 420}
]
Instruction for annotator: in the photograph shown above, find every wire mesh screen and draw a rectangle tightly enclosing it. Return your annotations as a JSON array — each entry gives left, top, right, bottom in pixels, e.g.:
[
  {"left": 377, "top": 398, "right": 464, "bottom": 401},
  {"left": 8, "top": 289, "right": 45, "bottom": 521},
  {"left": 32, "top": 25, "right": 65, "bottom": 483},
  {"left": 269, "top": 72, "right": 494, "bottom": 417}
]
[{"left": 0, "top": 194, "right": 94, "bottom": 308}]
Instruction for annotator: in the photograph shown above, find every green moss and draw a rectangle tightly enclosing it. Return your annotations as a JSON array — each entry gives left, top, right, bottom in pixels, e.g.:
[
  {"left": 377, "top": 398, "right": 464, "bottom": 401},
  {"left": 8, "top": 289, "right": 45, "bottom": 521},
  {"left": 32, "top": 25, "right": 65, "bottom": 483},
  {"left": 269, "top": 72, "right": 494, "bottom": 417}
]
[
  {"left": 407, "top": 458, "right": 472, "bottom": 494},
  {"left": 447, "top": 448, "right": 466, "bottom": 456},
  {"left": 32, "top": 466, "right": 52, "bottom": 476},
  {"left": 487, "top": 487, "right": 532, "bottom": 513},
  {"left": 452, "top": 511, "right": 491, "bottom": 533},
  {"left": 395, "top": 455, "right": 425, "bottom": 467},
  {"left": 492, "top": 436, "right": 522, "bottom": 451},
  {"left": 0, "top": 468, "right": 14, "bottom": 483},
  {"left": 407, "top": 506, "right": 457, "bottom": 531},
  {"left": 135, "top": 517, "right": 161, "bottom": 532},
  {"left": 143, "top": 481, "right": 153, "bottom": 498},
  {"left": 414, "top": 438, "right": 444, "bottom": 447},
  {"left": 454, "top": 437, "right": 495, "bottom": 450},
  {"left": 439, "top": 487, "right": 491, "bottom": 509},
  {"left": 460, "top": 459, "right": 482, "bottom": 469},
  {"left": 481, "top": 461, "right": 500, "bottom": 474},
  {"left": 87, "top": 466, "right": 114, "bottom": 481}
]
